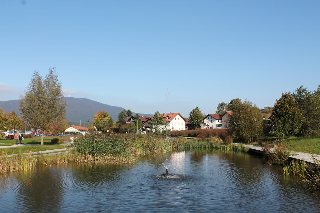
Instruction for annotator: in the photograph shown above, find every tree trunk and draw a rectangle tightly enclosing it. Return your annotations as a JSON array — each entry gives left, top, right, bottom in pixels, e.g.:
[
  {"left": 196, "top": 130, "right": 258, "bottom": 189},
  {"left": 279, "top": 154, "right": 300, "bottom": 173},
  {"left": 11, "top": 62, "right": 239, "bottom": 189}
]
[{"left": 41, "top": 134, "right": 44, "bottom": 145}]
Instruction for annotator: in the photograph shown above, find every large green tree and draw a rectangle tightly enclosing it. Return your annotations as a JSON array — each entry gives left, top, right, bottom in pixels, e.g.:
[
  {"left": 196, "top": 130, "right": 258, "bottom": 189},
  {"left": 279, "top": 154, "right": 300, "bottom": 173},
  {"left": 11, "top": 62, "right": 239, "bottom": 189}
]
[
  {"left": 271, "top": 93, "right": 302, "bottom": 138},
  {"left": 216, "top": 102, "right": 228, "bottom": 115},
  {"left": 293, "top": 86, "right": 320, "bottom": 136},
  {"left": 93, "top": 111, "right": 113, "bottom": 133},
  {"left": 20, "top": 68, "right": 66, "bottom": 145},
  {"left": 228, "top": 100, "right": 263, "bottom": 143},
  {"left": 189, "top": 107, "right": 204, "bottom": 129}
]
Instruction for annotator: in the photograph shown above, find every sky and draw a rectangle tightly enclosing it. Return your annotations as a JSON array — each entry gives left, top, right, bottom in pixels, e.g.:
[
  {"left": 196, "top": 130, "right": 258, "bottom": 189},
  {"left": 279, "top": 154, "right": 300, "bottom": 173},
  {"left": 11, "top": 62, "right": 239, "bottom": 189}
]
[{"left": 0, "top": 0, "right": 320, "bottom": 117}]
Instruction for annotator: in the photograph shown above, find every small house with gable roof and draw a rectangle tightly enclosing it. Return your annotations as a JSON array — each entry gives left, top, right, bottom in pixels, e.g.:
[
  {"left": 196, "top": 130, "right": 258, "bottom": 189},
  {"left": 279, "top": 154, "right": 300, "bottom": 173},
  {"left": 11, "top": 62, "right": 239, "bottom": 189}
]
[
  {"left": 159, "top": 113, "right": 186, "bottom": 131},
  {"left": 202, "top": 114, "right": 222, "bottom": 129}
]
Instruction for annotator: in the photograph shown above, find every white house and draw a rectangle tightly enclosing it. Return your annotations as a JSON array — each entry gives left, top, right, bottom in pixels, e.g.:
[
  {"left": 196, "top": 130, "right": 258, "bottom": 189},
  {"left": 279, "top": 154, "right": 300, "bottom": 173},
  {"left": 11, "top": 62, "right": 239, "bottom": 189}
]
[
  {"left": 221, "top": 111, "right": 232, "bottom": 129},
  {"left": 160, "top": 113, "right": 186, "bottom": 131},
  {"left": 202, "top": 114, "right": 222, "bottom": 129}
]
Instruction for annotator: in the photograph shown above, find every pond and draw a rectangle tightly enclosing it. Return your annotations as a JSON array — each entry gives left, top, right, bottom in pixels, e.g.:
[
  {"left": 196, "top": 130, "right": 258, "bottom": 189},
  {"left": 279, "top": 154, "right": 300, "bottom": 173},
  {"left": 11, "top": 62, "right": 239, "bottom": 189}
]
[{"left": 1, "top": 151, "right": 320, "bottom": 212}]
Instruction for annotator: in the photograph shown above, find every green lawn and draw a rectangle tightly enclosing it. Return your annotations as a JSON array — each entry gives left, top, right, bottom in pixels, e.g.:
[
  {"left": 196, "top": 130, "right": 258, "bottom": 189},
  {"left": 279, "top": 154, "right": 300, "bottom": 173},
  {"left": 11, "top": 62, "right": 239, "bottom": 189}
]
[
  {"left": 281, "top": 137, "right": 320, "bottom": 155},
  {"left": 0, "top": 136, "right": 71, "bottom": 155},
  {"left": 1, "top": 144, "right": 66, "bottom": 155}
]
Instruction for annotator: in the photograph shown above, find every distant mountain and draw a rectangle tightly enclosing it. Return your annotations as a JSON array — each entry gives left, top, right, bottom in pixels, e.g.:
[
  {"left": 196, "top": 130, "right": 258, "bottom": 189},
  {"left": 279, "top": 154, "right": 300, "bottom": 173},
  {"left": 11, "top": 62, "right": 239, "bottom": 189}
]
[{"left": 0, "top": 97, "right": 151, "bottom": 126}]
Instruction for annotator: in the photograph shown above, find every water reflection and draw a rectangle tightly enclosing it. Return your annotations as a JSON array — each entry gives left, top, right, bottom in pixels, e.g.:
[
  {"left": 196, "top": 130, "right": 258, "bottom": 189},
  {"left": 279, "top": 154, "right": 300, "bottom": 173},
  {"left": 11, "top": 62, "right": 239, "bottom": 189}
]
[
  {"left": 0, "top": 151, "right": 320, "bottom": 212},
  {"left": 15, "top": 166, "right": 65, "bottom": 213},
  {"left": 70, "top": 164, "right": 129, "bottom": 189}
]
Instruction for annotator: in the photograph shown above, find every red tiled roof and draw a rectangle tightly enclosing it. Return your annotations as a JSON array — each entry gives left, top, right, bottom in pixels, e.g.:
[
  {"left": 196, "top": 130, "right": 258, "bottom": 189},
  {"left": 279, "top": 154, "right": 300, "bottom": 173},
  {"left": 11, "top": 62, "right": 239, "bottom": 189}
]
[
  {"left": 225, "top": 111, "right": 233, "bottom": 116},
  {"left": 207, "top": 114, "right": 222, "bottom": 120},
  {"left": 140, "top": 116, "right": 152, "bottom": 122},
  {"left": 71, "top": 125, "right": 89, "bottom": 131},
  {"left": 161, "top": 113, "right": 186, "bottom": 122}
]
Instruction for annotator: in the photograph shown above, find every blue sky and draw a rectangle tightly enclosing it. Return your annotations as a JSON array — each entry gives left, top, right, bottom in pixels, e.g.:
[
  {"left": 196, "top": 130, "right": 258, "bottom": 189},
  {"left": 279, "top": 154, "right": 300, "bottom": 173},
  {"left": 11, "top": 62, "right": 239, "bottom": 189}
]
[{"left": 1, "top": 0, "right": 319, "bottom": 117}]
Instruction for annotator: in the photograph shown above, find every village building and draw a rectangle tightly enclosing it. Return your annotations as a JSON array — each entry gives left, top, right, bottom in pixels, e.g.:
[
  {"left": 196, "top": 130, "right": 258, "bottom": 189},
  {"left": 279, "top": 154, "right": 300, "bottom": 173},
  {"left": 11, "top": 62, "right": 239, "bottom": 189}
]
[
  {"left": 65, "top": 125, "right": 89, "bottom": 135},
  {"left": 160, "top": 113, "right": 186, "bottom": 131},
  {"left": 221, "top": 111, "right": 232, "bottom": 129},
  {"left": 201, "top": 114, "right": 222, "bottom": 129}
]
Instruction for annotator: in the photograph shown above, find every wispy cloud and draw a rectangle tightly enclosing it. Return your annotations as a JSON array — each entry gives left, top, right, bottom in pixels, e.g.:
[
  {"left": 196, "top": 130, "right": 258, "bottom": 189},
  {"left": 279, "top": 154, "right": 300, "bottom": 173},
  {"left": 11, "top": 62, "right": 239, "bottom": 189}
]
[
  {"left": 62, "top": 89, "right": 79, "bottom": 96},
  {"left": 0, "top": 83, "right": 20, "bottom": 94},
  {"left": 62, "top": 89, "right": 92, "bottom": 97}
]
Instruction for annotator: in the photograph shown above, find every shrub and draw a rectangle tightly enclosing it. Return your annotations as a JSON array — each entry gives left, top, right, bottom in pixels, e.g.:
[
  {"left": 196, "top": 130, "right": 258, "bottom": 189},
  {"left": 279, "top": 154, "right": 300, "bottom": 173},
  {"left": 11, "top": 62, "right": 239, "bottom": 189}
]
[
  {"left": 23, "top": 134, "right": 33, "bottom": 139},
  {"left": 263, "top": 143, "right": 289, "bottom": 165},
  {"left": 170, "top": 129, "right": 229, "bottom": 141},
  {"left": 224, "top": 135, "right": 233, "bottom": 144},
  {"left": 51, "top": 138, "right": 60, "bottom": 144}
]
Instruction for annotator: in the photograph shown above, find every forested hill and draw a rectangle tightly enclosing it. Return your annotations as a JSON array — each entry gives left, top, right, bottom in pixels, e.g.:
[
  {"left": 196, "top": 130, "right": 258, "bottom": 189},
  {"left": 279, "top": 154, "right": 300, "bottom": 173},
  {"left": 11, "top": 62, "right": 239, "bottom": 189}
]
[{"left": 0, "top": 97, "right": 151, "bottom": 126}]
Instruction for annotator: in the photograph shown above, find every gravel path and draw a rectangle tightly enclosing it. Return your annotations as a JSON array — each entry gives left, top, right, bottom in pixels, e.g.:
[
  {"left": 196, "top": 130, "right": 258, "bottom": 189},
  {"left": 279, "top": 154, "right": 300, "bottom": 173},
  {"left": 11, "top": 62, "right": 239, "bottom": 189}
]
[{"left": 244, "top": 144, "right": 320, "bottom": 164}]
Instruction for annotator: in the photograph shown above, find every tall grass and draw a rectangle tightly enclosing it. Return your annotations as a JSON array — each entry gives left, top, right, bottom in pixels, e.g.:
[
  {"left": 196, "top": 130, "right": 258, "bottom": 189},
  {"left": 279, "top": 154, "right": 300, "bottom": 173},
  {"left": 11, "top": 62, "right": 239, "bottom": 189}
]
[
  {"left": 0, "top": 149, "right": 38, "bottom": 174},
  {"left": 1, "top": 134, "right": 245, "bottom": 175}
]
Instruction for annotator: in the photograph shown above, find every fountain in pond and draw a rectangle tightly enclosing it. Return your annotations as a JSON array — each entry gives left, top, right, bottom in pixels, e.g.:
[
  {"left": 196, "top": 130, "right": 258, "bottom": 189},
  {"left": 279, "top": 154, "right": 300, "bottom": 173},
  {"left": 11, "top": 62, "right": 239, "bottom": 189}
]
[{"left": 153, "top": 152, "right": 188, "bottom": 180}]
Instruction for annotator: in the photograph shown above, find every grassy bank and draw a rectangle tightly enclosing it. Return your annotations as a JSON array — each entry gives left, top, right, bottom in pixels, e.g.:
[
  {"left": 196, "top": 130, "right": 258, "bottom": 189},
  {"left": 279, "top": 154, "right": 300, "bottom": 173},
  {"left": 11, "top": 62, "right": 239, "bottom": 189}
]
[
  {"left": 281, "top": 137, "right": 320, "bottom": 155},
  {"left": 0, "top": 136, "right": 72, "bottom": 155}
]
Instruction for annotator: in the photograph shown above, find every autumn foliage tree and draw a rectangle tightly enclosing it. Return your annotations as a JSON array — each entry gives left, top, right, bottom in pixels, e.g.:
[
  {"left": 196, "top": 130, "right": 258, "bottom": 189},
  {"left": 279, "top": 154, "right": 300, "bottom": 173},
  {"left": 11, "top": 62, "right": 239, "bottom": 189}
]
[
  {"left": 48, "top": 119, "right": 69, "bottom": 134},
  {"left": 93, "top": 111, "right": 113, "bottom": 133},
  {"left": 0, "top": 108, "right": 7, "bottom": 131},
  {"left": 6, "top": 111, "right": 23, "bottom": 135}
]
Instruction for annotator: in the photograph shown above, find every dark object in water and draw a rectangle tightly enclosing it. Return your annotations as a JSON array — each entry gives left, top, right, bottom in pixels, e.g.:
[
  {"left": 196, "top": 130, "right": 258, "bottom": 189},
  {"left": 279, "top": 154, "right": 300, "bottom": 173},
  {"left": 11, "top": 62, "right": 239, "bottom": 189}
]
[{"left": 153, "top": 169, "right": 188, "bottom": 180}]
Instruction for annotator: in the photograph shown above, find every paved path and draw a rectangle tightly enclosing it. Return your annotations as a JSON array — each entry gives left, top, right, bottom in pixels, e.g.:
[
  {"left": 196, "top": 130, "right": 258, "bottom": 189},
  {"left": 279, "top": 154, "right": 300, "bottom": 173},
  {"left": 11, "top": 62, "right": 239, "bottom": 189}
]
[
  {"left": 244, "top": 144, "right": 320, "bottom": 164},
  {"left": 0, "top": 143, "right": 40, "bottom": 149},
  {"left": 0, "top": 143, "right": 71, "bottom": 157}
]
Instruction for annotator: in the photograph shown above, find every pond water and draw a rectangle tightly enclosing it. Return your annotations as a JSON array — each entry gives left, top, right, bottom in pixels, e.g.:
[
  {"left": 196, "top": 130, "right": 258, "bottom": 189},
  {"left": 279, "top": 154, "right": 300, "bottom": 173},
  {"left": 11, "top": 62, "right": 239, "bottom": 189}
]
[{"left": 1, "top": 151, "right": 320, "bottom": 212}]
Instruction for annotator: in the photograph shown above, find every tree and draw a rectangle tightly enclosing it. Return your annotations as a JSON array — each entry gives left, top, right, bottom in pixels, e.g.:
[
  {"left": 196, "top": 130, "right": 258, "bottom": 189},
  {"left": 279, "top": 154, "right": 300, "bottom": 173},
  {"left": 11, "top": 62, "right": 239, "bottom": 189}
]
[
  {"left": 119, "top": 122, "right": 136, "bottom": 133},
  {"left": 93, "top": 111, "right": 113, "bottom": 133},
  {"left": 271, "top": 93, "right": 302, "bottom": 138},
  {"left": 0, "top": 108, "right": 7, "bottom": 131},
  {"left": 117, "top": 109, "right": 133, "bottom": 124},
  {"left": 135, "top": 113, "right": 142, "bottom": 133},
  {"left": 216, "top": 102, "right": 228, "bottom": 115},
  {"left": 227, "top": 98, "right": 242, "bottom": 112},
  {"left": 189, "top": 107, "right": 204, "bottom": 129},
  {"left": 149, "top": 111, "right": 165, "bottom": 133},
  {"left": 228, "top": 100, "right": 263, "bottom": 143},
  {"left": 6, "top": 111, "right": 23, "bottom": 136},
  {"left": 127, "top": 110, "right": 132, "bottom": 117},
  {"left": 293, "top": 86, "right": 320, "bottom": 136},
  {"left": 260, "top": 107, "right": 273, "bottom": 114},
  {"left": 20, "top": 68, "right": 66, "bottom": 145},
  {"left": 48, "top": 119, "right": 68, "bottom": 134}
]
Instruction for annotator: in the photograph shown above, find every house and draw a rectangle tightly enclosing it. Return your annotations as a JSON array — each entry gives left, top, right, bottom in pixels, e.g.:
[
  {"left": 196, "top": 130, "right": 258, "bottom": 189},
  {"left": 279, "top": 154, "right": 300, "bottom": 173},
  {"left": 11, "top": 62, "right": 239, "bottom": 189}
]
[
  {"left": 221, "top": 111, "right": 232, "bottom": 129},
  {"left": 160, "top": 113, "right": 186, "bottom": 131},
  {"left": 65, "top": 125, "right": 89, "bottom": 135},
  {"left": 202, "top": 114, "right": 222, "bottom": 129},
  {"left": 124, "top": 116, "right": 135, "bottom": 124},
  {"left": 185, "top": 120, "right": 192, "bottom": 130},
  {"left": 140, "top": 116, "right": 152, "bottom": 126}
]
